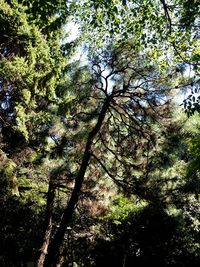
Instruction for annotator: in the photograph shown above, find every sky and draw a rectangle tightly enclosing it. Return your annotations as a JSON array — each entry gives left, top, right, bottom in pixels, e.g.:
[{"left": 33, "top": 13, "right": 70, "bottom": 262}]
[{"left": 65, "top": 21, "right": 88, "bottom": 64}]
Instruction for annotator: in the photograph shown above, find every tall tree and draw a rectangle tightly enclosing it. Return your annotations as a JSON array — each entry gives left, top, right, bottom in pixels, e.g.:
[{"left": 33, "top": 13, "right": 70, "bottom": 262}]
[
  {"left": 43, "top": 43, "right": 176, "bottom": 266},
  {"left": 0, "top": 0, "right": 79, "bottom": 265},
  {"left": 1, "top": 1, "right": 199, "bottom": 266}
]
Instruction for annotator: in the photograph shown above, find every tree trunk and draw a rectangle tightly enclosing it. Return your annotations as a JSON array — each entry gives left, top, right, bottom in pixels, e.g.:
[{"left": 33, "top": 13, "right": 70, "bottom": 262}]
[
  {"left": 36, "top": 220, "right": 52, "bottom": 267},
  {"left": 36, "top": 180, "right": 55, "bottom": 267},
  {"left": 44, "top": 96, "right": 111, "bottom": 267}
]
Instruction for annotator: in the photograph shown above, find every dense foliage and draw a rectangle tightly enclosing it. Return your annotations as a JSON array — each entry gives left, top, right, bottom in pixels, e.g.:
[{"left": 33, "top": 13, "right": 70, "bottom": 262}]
[{"left": 0, "top": 0, "right": 199, "bottom": 267}]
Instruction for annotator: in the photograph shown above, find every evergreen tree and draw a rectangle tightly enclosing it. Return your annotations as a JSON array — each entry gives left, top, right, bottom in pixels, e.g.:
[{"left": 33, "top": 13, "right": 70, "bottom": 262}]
[{"left": 0, "top": 1, "right": 199, "bottom": 267}]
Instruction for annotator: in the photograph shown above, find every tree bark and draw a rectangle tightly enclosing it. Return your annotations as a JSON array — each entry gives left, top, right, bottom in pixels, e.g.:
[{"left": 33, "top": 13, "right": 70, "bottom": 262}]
[
  {"left": 36, "top": 180, "right": 55, "bottom": 267},
  {"left": 43, "top": 96, "right": 111, "bottom": 267}
]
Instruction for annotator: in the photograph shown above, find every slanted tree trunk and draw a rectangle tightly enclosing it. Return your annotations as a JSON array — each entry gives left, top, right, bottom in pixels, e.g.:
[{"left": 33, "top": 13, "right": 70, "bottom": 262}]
[
  {"left": 36, "top": 180, "right": 55, "bottom": 267},
  {"left": 43, "top": 96, "right": 112, "bottom": 267}
]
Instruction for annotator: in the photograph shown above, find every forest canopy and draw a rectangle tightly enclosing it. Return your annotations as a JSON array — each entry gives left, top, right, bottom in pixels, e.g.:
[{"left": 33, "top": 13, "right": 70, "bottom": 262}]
[{"left": 0, "top": 0, "right": 199, "bottom": 267}]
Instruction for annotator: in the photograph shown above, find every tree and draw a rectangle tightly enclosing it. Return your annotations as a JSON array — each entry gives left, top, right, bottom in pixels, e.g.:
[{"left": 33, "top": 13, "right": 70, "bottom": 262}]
[
  {"left": 77, "top": 0, "right": 199, "bottom": 110},
  {"left": 89, "top": 111, "right": 200, "bottom": 267},
  {"left": 41, "top": 42, "right": 179, "bottom": 266},
  {"left": 0, "top": 0, "right": 80, "bottom": 265},
  {"left": 1, "top": 1, "right": 199, "bottom": 266}
]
